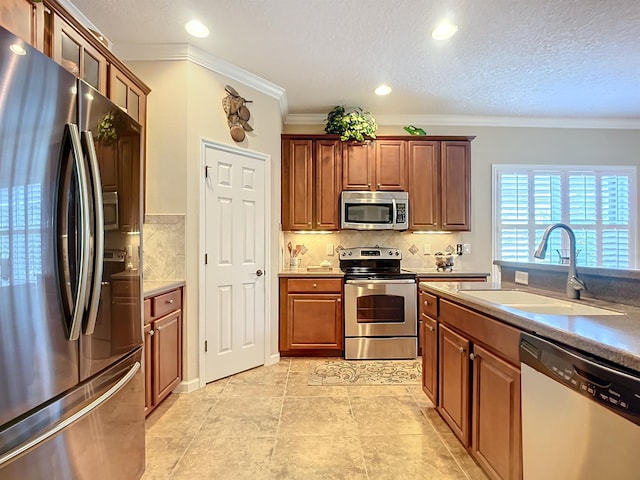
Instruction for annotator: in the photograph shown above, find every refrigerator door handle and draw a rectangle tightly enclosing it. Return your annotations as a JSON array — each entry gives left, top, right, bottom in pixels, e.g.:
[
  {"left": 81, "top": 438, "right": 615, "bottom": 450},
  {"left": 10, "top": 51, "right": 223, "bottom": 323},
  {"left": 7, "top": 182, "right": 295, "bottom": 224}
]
[
  {"left": 58, "top": 123, "right": 91, "bottom": 341},
  {"left": 81, "top": 130, "right": 105, "bottom": 335},
  {"left": 0, "top": 361, "right": 141, "bottom": 467}
]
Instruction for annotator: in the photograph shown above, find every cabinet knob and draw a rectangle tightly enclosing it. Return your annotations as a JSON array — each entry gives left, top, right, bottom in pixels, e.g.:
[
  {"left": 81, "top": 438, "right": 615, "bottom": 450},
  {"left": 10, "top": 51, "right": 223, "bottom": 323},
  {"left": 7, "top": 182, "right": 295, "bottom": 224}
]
[
  {"left": 367, "top": 183, "right": 371, "bottom": 188},
  {"left": 469, "top": 352, "right": 475, "bottom": 361},
  {"left": 148, "top": 329, "right": 154, "bottom": 336},
  {"left": 459, "top": 346, "right": 465, "bottom": 353},
  {"left": 308, "top": 222, "right": 312, "bottom": 226},
  {"left": 167, "top": 299, "right": 174, "bottom": 304},
  {"left": 313, "top": 283, "right": 317, "bottom": 288},
  {"left": 424, "top": 300, "right": 429, "bottom": 306},
  {"left": 377, "top": 183, "right": 381, "bottom": 189},
  {"left": 427, "top": 325, "right": 435, "bottom": 332},
  {"left": 156, "top": 326, "right": 162, "bottom": 332},
  {"left": 337, "top": 298, "right": 341, "bottom": 303}
]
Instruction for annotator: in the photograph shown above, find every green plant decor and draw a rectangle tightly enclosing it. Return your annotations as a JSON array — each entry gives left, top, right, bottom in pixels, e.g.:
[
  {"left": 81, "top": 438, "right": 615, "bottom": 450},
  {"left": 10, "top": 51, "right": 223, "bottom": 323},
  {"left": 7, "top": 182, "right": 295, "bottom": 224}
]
[
  {"left": 97, "top": 112, "right": 118, "bottom": 144},
  {"left": 325, "top": 106, "right": 378, "bottom": 142}
]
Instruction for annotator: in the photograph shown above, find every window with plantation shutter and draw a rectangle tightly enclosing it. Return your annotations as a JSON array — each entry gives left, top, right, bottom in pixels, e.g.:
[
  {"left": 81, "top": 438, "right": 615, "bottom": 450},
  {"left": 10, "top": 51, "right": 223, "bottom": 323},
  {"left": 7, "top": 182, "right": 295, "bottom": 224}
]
[{"left": 493, "top": 166, "right": 636, "bottom": 269}]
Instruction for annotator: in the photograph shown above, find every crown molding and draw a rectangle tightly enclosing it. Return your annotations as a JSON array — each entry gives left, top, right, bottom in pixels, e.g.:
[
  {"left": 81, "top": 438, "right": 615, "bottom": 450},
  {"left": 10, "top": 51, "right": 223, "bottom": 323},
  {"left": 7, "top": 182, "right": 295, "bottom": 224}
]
[
  {"left": 116, "top": 43, "right": 288, "bottom": 118},
  {"left": 285, "top": 113, "right": 640, "bottom": 130},
  {"left": 56, "top": 0, "right": 114, "bottom": 49}
]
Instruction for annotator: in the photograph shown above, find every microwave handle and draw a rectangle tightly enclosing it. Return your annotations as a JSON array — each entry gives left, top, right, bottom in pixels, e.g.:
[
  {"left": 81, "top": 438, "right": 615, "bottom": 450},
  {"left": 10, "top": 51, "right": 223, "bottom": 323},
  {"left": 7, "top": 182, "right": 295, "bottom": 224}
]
[{"left": 392, "top": 198, "right": 397, "bottom": 224}]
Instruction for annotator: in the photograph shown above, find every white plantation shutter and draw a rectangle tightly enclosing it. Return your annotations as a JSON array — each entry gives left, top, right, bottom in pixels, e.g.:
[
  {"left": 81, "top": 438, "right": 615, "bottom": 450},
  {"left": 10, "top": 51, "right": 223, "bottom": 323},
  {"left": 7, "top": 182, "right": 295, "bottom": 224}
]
[{"left": 494, "top": 166, "right": 636, "bottom": 268}]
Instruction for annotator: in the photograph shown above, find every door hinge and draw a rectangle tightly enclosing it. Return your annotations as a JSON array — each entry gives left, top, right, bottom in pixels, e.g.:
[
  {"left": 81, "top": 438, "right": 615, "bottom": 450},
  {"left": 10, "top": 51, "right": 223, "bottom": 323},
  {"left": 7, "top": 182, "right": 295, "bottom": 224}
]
[
  {"left": 205, "top": 253, "right": 208, "bottom": 264},
  {"left": 205, "top": 340, "right": 208, "bottom": 352}
]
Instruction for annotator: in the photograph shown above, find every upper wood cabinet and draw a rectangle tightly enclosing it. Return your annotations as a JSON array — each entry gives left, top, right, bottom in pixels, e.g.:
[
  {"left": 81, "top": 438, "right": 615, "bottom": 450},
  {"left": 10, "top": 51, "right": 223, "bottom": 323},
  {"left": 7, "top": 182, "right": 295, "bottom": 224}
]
[
  {"left": 408, "top": 139, "right": 471, "bottom": 231},
  {"left": 109, "top": 64, "right": 146, "bottom": 124},
  {"left": 281, "top": 134, "right": 473, "bottom": 232},
  {"left": 51, "top": 13, "right": 107, "bottom": 94},
  {"left": 0, "top": 0, "right": 44, "bottom": 50},
  {"left": 281, "top": 137, "right": 341, "bottom": 231},
  {"left": 343, "top": 140, "right": 407, "bottom": 191}
]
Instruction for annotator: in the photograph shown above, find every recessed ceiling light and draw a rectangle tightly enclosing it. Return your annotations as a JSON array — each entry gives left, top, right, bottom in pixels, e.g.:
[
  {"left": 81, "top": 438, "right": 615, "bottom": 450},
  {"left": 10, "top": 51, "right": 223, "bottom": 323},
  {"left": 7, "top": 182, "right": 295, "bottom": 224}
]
[
  {"left": 432, "top": 21, "right": 458, "bottom": 40},
  {"left": 375, "top": 84, "right": 392, "bottom": 96},
  {"left": 185, "top": 19, "right": 210, "bottom": 38}
]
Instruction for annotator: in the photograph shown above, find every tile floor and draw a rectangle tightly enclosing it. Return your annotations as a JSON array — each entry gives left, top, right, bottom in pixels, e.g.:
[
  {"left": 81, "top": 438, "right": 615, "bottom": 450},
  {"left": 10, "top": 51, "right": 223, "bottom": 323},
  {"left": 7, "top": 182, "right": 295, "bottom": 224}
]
[{"left": 143, "top": 358, "right": 488, "bottom": 480}]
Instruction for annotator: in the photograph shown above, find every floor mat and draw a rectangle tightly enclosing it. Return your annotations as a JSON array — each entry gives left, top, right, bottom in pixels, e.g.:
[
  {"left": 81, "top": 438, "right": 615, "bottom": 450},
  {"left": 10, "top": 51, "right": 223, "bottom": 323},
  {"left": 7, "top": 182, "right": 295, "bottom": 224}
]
[{"left": 308, "top": 359, "right": 422, "bottom": 385}]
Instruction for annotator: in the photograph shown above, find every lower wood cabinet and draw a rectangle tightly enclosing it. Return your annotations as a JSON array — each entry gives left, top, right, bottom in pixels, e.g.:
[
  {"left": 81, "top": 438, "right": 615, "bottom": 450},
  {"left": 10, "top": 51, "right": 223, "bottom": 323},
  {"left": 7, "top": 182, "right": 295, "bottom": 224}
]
[
  {"left": 421, "top": 291, "right": 523, "bottom": 480},
  {"left": 420, "top": 291, "right": 438, "bottom": 405},
  {"left": 279, "top": 277, "right": 343, "bottom": 356},
  {"left": 438, "top": 323, "right": 471, "bottom": 445},
  {"left": 144, "top": 286, "right": 183, "bottom": 416},
  {"left": 472, "top": 345, "right": 522, "bottom": 480}
]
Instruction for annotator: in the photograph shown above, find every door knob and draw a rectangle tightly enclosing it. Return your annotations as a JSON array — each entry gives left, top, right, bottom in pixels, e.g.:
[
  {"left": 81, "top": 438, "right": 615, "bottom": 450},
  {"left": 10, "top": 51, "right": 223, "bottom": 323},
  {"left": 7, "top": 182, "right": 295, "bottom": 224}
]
[{"left": 256, "top": 269, "right": 264, "bottom": 276}]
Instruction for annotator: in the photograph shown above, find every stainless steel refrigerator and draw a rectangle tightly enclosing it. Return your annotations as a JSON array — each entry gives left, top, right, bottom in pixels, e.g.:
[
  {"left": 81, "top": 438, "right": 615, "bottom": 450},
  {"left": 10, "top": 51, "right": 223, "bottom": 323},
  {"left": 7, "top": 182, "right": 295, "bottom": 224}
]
[{"left": 0, "top": 26, "right": 145, "bottom": 479}]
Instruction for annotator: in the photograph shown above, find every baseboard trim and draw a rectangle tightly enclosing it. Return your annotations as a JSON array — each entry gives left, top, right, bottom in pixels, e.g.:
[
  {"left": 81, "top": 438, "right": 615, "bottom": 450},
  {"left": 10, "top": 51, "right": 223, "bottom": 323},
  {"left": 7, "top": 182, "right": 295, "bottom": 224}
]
[
  {"left": 174, "top": 378, "right": 200, "bottom": 393},
  {"left": 266, "top": 353, "right": 281, "bottom": 366}
]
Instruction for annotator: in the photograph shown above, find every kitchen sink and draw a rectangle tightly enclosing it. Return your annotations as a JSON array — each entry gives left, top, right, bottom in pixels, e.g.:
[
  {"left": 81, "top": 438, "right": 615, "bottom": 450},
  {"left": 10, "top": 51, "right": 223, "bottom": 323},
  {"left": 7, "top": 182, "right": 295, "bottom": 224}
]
[{"left": 458, "top": 289, "right": 623, "bottom": 316}]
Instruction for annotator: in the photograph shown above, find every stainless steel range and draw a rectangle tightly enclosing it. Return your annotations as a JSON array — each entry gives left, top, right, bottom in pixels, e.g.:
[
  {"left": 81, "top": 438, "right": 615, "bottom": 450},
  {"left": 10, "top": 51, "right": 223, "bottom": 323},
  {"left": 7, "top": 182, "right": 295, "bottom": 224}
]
[{"left": 340, "top": 247, "right": 417, "bottom": 359}]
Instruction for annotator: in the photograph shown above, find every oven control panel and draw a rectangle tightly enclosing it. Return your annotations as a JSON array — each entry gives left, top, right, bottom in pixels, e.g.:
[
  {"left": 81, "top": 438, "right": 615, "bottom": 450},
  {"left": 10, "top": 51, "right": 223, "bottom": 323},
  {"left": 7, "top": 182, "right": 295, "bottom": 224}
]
[{"left": 340, "top": 247, "right": 402, "bottom": 259}]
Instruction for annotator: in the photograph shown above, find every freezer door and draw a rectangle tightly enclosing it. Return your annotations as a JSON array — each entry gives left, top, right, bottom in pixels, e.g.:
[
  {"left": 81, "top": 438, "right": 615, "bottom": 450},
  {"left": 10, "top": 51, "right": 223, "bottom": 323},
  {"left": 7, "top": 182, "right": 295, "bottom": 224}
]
[
  {"left": 0, "top": 27, "right": 81, "bottom": 426},
  {"left": 77, "top": 81, "right": 143, "bottom": 380},
  {"left": 0, "top": 349, "right": 145, "bottom": 479}
]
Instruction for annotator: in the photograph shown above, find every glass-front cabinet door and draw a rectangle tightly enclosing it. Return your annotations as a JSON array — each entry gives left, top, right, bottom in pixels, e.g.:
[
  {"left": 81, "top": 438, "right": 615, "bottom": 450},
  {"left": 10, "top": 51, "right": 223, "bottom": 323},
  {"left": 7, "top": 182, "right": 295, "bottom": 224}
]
[
  {"left": 109, "top": 64, "right": 145, "bottom": 124},
  {"left": 51, "top": 13, "right": 107, "bottom": 94}
]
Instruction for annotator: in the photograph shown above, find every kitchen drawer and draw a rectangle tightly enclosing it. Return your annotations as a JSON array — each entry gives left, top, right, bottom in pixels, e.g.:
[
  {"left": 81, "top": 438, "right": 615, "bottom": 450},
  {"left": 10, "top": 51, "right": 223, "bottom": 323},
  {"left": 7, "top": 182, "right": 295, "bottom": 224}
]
[
  {"left": 420, "top": 291, "right": 439, "bottom": 318},
  {"left": 144, "top": 298, "right": 152, "bottom": 323},
  {"left": 287, "top": 278, "right": 342, "bottom": 293},
  {"left": 152, "top": 289, "right": 182, "bottom": 318},
  {"left": 111, "top": 279, "right": 138, "bottom": 297}
]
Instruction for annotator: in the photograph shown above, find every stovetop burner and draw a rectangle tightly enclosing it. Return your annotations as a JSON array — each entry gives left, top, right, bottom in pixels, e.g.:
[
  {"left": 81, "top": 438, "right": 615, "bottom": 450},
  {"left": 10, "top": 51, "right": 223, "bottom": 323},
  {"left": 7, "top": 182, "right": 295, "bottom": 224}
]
[{"left": 339, "top": 246, "right": 416, "bottom": 281}]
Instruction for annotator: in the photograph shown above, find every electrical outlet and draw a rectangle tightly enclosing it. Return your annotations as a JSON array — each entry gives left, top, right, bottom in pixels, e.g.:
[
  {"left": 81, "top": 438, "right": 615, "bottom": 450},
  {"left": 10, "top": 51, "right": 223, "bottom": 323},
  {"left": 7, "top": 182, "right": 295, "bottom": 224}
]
[
  {"left": 423, "top": 244, "right": 431, "bottom": 255},
  {"left": 463, "top": 243, "right": 471, "bottom": 255},
  {"left": 326, "top": 244, "right": 334, "bottom": 256},
  {"left": 515, "top": 271, "right": 529, "bottom": 285}
]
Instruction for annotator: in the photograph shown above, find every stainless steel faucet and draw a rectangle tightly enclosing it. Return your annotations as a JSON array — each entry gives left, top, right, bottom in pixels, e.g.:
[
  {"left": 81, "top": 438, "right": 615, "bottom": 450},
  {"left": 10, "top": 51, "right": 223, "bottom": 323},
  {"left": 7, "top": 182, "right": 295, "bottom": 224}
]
[{"left": 534, "top": 223, "right": 586, "bottom": 299}]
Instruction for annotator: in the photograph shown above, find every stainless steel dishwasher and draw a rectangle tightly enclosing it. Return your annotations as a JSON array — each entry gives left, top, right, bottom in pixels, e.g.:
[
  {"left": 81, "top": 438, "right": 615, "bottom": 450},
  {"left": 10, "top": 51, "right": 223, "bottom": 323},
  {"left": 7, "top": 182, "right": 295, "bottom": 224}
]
[{"left": 520, "top": 332, "right": 640, "bottom": 480}]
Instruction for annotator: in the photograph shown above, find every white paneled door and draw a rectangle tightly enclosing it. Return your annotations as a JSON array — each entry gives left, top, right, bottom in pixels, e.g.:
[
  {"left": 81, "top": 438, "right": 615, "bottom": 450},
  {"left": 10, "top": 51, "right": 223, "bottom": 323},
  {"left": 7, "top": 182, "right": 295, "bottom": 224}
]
[{"left": 204, "top": 142, "right": 266, "bottom": 382}]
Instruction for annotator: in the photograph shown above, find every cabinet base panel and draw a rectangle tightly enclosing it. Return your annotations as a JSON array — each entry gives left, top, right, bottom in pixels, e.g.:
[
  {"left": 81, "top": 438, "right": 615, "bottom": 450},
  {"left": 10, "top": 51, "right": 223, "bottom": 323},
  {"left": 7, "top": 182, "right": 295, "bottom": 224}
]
[{"left": 345, "top": 337, "right": 417, "bottom": 360}]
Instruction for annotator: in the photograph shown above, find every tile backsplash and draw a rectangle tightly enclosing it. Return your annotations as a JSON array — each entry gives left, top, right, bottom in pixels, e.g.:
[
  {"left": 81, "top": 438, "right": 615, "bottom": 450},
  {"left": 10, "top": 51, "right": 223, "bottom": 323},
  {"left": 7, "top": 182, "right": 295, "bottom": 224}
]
[
  {"left": 143, "top": 214, "right": 186, "bottom": 280},
  {"left": 282, "top": 231, "right": 469, "bottom": 270}
]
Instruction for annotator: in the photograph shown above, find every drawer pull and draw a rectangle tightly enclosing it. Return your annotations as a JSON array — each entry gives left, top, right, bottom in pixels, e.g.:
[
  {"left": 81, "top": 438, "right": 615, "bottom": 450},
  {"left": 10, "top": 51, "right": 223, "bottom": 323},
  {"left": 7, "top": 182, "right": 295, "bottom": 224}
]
[{"left": 166, "top": 299, "right": 174, "bottom": 304}]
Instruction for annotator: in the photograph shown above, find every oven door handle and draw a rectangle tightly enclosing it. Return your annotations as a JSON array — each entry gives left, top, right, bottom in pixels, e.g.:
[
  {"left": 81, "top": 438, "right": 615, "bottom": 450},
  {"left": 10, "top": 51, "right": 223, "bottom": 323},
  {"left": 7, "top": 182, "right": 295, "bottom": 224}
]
[{"left": 345, "top": 279, "right": 416, "bottom": 284}]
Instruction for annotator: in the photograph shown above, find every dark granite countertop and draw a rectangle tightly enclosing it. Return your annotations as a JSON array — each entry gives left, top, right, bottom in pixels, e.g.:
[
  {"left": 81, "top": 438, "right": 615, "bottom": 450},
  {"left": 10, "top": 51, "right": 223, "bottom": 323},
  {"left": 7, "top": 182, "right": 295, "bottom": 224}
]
[
  {"left": 278, "top": 269, "right": 344, "bottom": 278},
  {"left": 419, "top": 281, "right": 640, "bottom": 372},
  {"left": 403, "top": 268, "right": 490, "bottom": 278},
  {"left": 144, "top": 280, "right": 185, "bottom": 298}
]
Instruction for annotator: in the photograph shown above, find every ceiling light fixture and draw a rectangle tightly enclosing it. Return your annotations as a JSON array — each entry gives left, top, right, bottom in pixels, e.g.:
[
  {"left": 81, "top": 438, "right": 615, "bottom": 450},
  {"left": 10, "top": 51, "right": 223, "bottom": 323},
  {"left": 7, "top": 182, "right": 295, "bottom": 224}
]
[
  {"left": 432, "top": 21, "right": 458, "bottom": 40},
  {"left": 375, "top": 84, "right": 392, "bottom": 96},
  {"left": 185, "top": 19, "right": 210, "bottom": 38}
]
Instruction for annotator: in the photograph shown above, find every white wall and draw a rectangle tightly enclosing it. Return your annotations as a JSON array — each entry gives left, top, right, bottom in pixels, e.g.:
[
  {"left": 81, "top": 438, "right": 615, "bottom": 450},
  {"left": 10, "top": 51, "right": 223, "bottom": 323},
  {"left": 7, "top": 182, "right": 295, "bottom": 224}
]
[
  {"left": 285, "top": 123, "right": 640, "bottom": 270},
  {"left": 128, "top": 59, "right": 283, "bottom": 386}
]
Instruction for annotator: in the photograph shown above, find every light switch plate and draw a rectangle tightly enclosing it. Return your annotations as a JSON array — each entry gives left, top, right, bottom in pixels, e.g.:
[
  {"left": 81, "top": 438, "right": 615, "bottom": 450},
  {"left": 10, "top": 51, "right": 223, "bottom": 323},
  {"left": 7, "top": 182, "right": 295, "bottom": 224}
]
[
  {"left": 515, "top": 271, "right": 529, "bottom": 285},
  {"left": 326, "top": 244, "right": 334, "bottom": 256},
  {"left": 423, "top": 244, "right": 431, "bottom": 255},
  {"left": 463, "top": 243, "right": 471, "bottom": 255}
]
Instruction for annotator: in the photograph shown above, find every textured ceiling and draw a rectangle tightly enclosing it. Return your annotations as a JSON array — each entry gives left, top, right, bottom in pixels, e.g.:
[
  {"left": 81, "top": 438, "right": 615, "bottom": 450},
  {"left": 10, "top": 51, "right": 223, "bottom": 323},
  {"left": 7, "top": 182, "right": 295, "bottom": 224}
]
[{"left": 69, "top": 0, "right": 640, "bottom": 122}]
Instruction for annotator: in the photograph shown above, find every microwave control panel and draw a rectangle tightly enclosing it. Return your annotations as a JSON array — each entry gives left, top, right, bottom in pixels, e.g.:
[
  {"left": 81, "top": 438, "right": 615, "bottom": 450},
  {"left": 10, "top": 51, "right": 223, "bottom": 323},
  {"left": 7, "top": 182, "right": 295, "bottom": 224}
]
[{"left": 396, "top": 204, "right": 406, "bottom": 224}]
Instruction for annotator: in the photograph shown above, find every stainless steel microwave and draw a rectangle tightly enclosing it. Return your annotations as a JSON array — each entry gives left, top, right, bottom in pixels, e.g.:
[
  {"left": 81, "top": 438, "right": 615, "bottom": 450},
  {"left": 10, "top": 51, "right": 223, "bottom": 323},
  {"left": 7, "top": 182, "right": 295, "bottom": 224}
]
[
  {"left": 103, "top": 191, "right": 119, "bottom": 230},
  {"left": 341, "top": 191, "right": 409, "bottom": 230}
]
